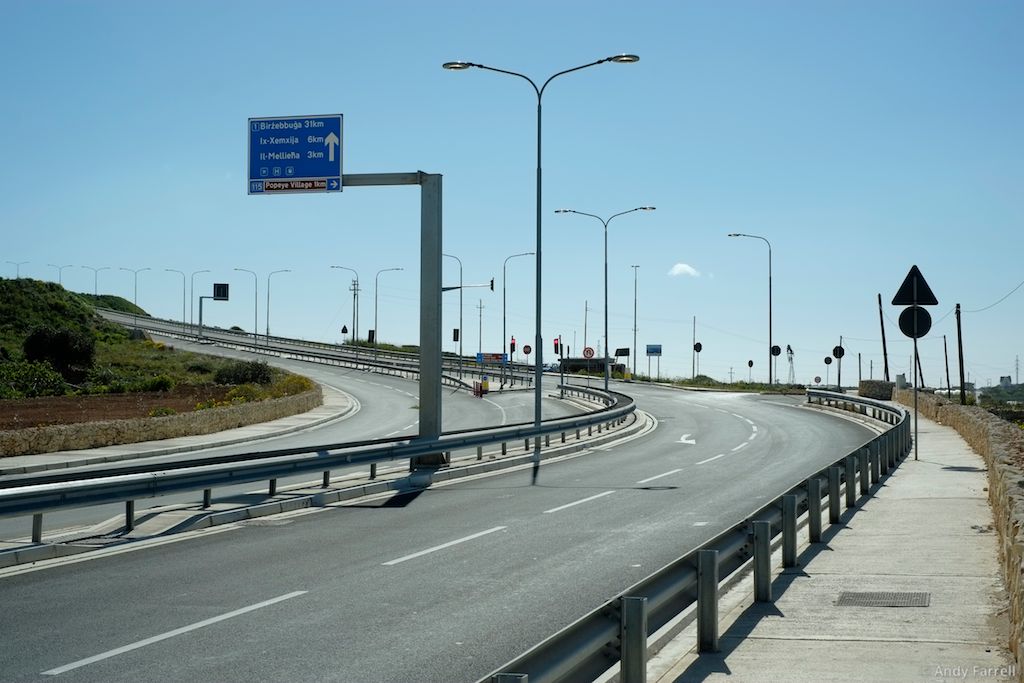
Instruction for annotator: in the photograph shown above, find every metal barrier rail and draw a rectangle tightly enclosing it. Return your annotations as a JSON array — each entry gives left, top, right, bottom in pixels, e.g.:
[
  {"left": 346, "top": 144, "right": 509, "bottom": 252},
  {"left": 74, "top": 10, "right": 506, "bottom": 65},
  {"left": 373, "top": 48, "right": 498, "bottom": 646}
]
[{"left": 481, "top": 392, "right": 910, "bottom": 683}]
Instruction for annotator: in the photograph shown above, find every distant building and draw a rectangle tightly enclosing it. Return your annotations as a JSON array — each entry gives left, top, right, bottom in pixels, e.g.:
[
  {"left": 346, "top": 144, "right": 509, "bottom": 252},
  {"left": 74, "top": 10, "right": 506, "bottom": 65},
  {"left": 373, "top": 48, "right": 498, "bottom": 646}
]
[{"left": 1000, "top": 376, "right": 1012, "bottom": 388}]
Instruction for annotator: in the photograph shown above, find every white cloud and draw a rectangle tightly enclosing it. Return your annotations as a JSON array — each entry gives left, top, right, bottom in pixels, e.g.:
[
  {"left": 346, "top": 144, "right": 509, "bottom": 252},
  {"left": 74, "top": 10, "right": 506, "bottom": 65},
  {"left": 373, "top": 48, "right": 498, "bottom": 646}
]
[{"left": 668, "top": 263, "right": 700, "bottom": 278}]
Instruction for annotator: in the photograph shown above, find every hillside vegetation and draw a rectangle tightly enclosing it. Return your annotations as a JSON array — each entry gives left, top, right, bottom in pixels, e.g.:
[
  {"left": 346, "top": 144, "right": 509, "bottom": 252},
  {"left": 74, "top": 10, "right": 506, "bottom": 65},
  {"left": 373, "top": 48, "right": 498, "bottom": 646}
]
[{"left": 0, "top": 278, "right": 312, "bottom": 404}]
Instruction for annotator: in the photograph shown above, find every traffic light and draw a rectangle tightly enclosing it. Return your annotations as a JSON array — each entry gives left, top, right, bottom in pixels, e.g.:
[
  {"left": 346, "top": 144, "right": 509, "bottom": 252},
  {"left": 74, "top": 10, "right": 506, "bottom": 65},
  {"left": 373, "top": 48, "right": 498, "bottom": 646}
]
[
  {"left": 368, "top": 329, "right": 375, "bottom": 344},
  {"left": 510, "top": 336, "right": 516, "bottom": 353},
  {"left": 553, "top": 339, "right": 560, "bottom": 354},
  {"left": 489, "top": 277, "right": 494, "bottom": 291},
  {"left": 453, "top": 328, "right": 460, "bottom": 342}
]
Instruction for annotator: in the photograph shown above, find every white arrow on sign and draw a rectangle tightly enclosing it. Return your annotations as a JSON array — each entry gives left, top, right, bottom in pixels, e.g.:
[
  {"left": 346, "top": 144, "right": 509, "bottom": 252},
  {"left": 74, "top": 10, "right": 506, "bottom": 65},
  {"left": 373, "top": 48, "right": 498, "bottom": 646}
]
[
  {"left": 324, "top": 132, "right": 339, "bottom": 162},
  {"left": 677, "top": 434, "right": 696, "bottom": 445}
]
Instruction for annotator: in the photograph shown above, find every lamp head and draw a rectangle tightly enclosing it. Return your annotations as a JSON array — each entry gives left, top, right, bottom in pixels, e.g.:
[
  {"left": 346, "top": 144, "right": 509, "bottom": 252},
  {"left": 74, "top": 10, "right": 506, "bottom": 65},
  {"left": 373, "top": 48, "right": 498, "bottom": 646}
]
[
  {"left": 442, "top": 61, "right": 473, "bottom": 71},
  {"left": 609, "top": 54, "right": 640, "bottom": 64},
  {"left": 554, "top": 209, "right": 573, "bottom": 214},
  {"left": 639, "top": 206, "right": 656, "bottom": 211}
]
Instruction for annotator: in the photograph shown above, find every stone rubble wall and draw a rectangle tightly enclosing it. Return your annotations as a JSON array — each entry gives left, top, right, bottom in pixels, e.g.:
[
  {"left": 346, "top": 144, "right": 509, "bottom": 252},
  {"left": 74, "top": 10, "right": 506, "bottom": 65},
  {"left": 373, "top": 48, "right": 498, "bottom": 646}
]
[
  {"left": 0, "top": 387, "right": 322, "bottom": 457},
  {"left": 896, "top": 389, "right": 1024, "bottom": 674}
]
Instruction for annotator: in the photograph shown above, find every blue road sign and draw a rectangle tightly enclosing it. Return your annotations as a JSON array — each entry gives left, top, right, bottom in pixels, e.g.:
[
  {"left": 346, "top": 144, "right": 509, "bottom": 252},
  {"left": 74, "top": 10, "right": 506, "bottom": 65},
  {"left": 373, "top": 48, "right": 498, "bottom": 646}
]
[
  {"left": 646, "top": 344, "right": 662, "bottom": 357},
  {"left": 248, "top": 114, "right": 343, "bottom": 194}
]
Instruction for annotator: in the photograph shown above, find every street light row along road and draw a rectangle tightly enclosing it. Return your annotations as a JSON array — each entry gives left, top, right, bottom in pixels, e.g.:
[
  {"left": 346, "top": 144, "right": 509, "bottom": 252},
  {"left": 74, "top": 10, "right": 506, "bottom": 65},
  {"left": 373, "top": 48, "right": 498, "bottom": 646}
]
[{"left": 0, "top": 331, "right": 878, "bottom": 682}]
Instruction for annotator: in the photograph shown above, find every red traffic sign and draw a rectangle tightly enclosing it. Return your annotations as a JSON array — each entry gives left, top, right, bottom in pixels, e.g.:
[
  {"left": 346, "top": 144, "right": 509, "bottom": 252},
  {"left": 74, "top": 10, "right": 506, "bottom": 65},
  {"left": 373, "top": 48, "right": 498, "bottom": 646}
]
[
  {"left": 892, "top": 265, "right": 938, "bottom": 306},
  {"left": 583, "top": 346, "right": 595, "bottom": 359},
  {"left": 898, "top": 305, "right": 932, "bottom": 339},
  {"left": 522, "top": 344, "right": 532, "bottom": 355}
]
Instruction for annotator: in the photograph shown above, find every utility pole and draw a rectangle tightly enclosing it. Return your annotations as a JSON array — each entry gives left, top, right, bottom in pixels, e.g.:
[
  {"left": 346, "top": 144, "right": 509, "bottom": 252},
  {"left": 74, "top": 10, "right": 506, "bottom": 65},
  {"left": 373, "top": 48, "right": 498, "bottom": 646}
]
[
  {"left": 729, "top": 367, "right": 734, "bottom": 383},
  {"left": 956, "top": 303, "right": 966, "bottom": 404},
  {"left": 878, "top": 293, "right": 890, "bottom": 382}
]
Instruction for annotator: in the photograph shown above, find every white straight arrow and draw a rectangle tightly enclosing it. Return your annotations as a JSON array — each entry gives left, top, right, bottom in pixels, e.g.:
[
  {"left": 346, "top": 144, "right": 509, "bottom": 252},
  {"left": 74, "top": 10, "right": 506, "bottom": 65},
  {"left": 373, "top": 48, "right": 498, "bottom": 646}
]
[
  {"left": 678, "top": 434, "right": 696, "bottom": 445},
  {"left": 324, "top": 132, "right": 339, "bottom": 162}
]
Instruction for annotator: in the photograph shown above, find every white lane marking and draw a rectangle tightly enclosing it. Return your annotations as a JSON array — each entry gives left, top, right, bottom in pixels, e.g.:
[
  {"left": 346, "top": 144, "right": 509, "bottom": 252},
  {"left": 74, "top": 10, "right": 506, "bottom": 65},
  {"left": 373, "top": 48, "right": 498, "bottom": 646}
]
[
  {"left": 42, "top": 591, "right": 307, "bottom": 675},
  {"left": 696, "top": 453, "right": 726, "bottom": 465},
  {"left": 693, "top": 521, "right": 709, "bottom": 527},
  {"left": 744, "top": 418, "right": 755, "bottom": 425},
  {"left": 382, "top": 527, "right": 507, "bottom": 566},
  {"left": 751, "top": 425, "right": 758, "bottom": 433},
  {"left": 677, "top": 434, "right": 696, "bottom": 445},
  {"left": 482, "top": 397, "right": 508, "bottom": 425},
  {"left": 543, "top": 490, "right": 616, "bottom": 514},
  {"left": 731, "top": 442, "right": 748, "bottom": 452},
  {"left": 732, "top": 413, "right": 745, "bottom": 419},
  {"left": 385, "top": 422, "right": 419, "bottom": 437},
  {"left": 637, "top": 469, "right": 682, "bottom": 484}
]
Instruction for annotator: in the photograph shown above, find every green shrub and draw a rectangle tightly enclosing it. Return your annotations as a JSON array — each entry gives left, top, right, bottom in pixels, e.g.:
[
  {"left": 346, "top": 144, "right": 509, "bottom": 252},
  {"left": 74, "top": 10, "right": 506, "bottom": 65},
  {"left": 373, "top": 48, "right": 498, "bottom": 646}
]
[
  {"left": 225, "top": 383, "right": 263, "bottom": 403},
  {"left": 186, "top": 361, "right": 213, "bottom": 374},
  {"left": 22, "top": 325, "right": 96, "bottom": 380},
  {"left": 214, "top": 360, "right": 273, "bottom": 385},
  {"left": 139, "top": 374, "right": 174, "bottom": 392},
  {"left": 0, "top": 360, "right": 67, "bottom": 398},
  {"left": 269, "top": 374, "right": 315, "bottom": 397},
  {"left": 148, "top": 407, "right": 177, "bottom": 417}
]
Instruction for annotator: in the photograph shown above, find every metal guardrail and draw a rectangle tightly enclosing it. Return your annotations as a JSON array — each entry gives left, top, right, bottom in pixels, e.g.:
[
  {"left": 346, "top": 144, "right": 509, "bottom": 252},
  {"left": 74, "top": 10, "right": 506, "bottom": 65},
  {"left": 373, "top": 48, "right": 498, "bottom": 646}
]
[{"left": 480, "top": 390, "right": 910, "bottom": 683}]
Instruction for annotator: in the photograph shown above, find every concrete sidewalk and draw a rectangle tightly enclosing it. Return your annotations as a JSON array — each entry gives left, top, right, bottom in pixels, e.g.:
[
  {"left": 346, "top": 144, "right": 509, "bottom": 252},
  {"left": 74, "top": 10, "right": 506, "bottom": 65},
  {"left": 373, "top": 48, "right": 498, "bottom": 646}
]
[
  {"left": 0, "top": 383, "right": 356, "bottom": 476},
  {"left": 650, "top": 409, "right": 1016, "bottom": 683}
]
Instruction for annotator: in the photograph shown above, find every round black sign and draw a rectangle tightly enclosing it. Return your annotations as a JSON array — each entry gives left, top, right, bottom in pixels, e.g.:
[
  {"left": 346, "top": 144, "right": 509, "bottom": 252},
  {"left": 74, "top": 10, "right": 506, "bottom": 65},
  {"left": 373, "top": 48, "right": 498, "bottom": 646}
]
[
  {"left": 771, "top": 345, "right": 781, "bottom": 356},
  {"left": 824, "top": 356, "right": 833, "bottom": 365},
  {"left": 747, "top": 360, "right": 753, "bottom": 368},
  {"left": 833, "top": 345, "right": 845, "bottom": 359},
  {"left": 898, "top": 305, "right": 932, "bottom": 339},
  {"left": 694, "top": 342, "right": 703, "bottom": 353}
]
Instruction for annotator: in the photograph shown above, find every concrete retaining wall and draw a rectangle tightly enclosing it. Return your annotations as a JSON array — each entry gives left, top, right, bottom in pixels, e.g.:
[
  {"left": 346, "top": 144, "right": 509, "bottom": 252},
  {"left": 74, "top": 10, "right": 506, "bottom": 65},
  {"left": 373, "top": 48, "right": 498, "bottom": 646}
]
[
  {"left": 0, "top": 387, "right": 322, "bottom": 457},
  {"left": 897, "top": 389, "right": 1024, "bottom": 673}
]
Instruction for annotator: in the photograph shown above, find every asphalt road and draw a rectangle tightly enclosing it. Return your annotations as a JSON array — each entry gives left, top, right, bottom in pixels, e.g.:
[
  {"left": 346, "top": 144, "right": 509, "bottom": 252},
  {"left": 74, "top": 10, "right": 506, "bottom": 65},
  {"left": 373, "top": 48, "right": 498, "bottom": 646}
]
[{"left": 0, "top": 382, "right": 876, "bottom": 682}]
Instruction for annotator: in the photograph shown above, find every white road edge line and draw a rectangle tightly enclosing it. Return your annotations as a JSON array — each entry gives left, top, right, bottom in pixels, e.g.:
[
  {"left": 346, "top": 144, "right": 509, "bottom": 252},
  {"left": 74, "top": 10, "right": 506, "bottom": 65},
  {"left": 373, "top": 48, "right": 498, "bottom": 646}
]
[
  {"left": 382, "top": 526, "right": 507, "bottom": 566},
  {"left": 41, "top": 591, "right": 308, "bottom": 676},
  {"left": 731, "top": 442, "right": 748, "bottom": 452},
  {"left": 637, "top": 469, "right": 682, "bottom": 484},
  {"left": 696, "top": 453, "right": 726, "bottom": 465},
  {"left": 543, "top": 490, "right": 616, "bottom": 514}
]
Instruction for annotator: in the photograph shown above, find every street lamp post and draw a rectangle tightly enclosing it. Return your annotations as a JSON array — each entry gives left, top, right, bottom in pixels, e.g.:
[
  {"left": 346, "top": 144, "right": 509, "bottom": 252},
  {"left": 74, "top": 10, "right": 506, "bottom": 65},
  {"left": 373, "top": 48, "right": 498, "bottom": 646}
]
[
  {"left": 374, "top": 267, "right": 403, "bottom": 359},
  {"left": 266, "top": 269, "right": 291, "bottom": 342},
  {"left": 81, "top": 266, "right": 110, "bottom": 296},
  {"left": 47, "top": 263, "right": 73, "bottom": 286},
  {"left": 728, "top": 233, "right": 773, "bottom": 385},
  {"left": 119, "top": 267, "right": 151, "bottom": 329},
  {"left": 330, "top": 265, "right": 360, "bottom": 344},
  {"left": 443, "top": 54, "right": 639, "bottom": 480},
  {"left": 165, "top": 269, "right": 186, "bottom": 335},
  {"left": 6, "top": 261, "right": 28, "bottom": 278},
  {"left": 502, "top": 251, "right": 533, "bottom": 386},
  {"left": 442, "top": 254, "right": 463, "bottom": 378},
  {"left": 234, "top": 268, "right": 258, "bottom": 345},
  {"left": 631, "top": 264, "right": 640, "bottom": 379},
  {"left": 556, "top": 207, "right": 655, "bottom": 392},
  {"left": 189, "top": 269, "right": 211, "bottom": 330}
]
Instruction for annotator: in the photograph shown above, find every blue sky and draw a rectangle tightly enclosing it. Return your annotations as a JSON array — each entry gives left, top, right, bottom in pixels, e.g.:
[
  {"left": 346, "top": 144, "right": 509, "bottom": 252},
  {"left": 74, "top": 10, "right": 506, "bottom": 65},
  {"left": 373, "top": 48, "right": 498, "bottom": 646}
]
[{"left": 3, "top": 0, "right": 1022, "bottom": 387}]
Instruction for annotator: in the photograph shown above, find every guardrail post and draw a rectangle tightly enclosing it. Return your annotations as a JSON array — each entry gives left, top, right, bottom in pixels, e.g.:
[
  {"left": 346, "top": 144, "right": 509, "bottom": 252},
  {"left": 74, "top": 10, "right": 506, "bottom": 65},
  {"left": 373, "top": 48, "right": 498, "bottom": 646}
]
[
  {"left": 808, "top": 478, "right": 822, "bottom": 543},
  {"left": 753, "top": 521, "right": 772, "bottom": 602},
  {"left": 125, "top": 500, "right": 135, "bottom": 532},
  {"left": 588, "top": 425, "right": 593, "bottom": 436},
  {"left": 845, "top": 456, "right": 857, "bottom": 508},
  {"left": 502, "top": 442, "right": 507, "bottom": 455},
  {"left": 576, "top": 429, "right": 581, "bottom": 440},
  {"left": 783, "top": 495, "right": 798, "bottom": 568},
  {"left": 545, "top": 435, "right": 550, "bottom": 447},
  {"left": 859, "top": 448, "right": 870, "bottom": 495},
  {"left": 598, "top": 423, "right": 603, "bottom": 433},
  {"left": 829, "top": 467, "right": 842, "bottom": 523},
  {"left": 203, "top": 488, "right": 212, "bottom": 508},
  {"left": 524, "top": 438, "right": 530, "bottom": 452},
  {"left": 698, "top": 549, "right": 719, "bottom": 653},
  {"left": 879, "top": 435, "right": 890, "bottom": 475},
  {"left": 370, "top": 463, "right": 377, "bottom": 479},
  {"left": 32, "top": 514, "right": 43, "bottom": 544},
  {"left": 322, "top": 471, "right": 331, "bottom": 488},
  {"left": 477, "top": 446, "right": 483, "bottom": 460},
  {"left": 870, "top": 444, "right": 880, "bottom": 484},
  {"left": 620, "top": 596, "right": 648, "bottom": 683},
  {"left": 269, "top": 479, "right": 278, "bottom": 497},
  {"left": 561, "top": 432, "right": 566, "bottom": 443}
]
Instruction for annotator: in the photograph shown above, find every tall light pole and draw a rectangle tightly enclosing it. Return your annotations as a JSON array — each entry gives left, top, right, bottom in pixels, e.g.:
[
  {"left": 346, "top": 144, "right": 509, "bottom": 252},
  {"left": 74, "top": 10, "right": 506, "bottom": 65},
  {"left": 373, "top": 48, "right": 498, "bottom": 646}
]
[
  {"left": 502, "top": 251, "right": 533, "bottom": 386},
  {"left": 6, "top": 261, "right": 28, "bottom": 278},
  {"left": 728, "top": 232, "right": 773, "bottom": 385},
  {"left": 631, "top": 264, "right": 640, "bottom": 380},
  {"left": 556, "top": 207, "right": 655, "bottom": 391},
  {"left": 47, "top": 263, "right": 73, "bottom": 286},
  {"left": 374, "top": 267, "right": 403, "bottom": 358},
  {"left": 81, "top": 265, "right": 110, "bottom": 296},
  {"left": 266, "top": 269, "right": 291, "bottom": 342},
  {"left": 330, "top": 265, "right": 360, "bottom": 344},
  {"left": 442, "top": 254, "right": 463, "bottom": 378},
  {"left": 190, "top": 269, "right": 211, "bottom": 329},
  {"left": 443, "top": 54, "right": 639, "bottom": 479},
  {"left": 119, "top": 267, "right": 150, "bottom": 328},
  {"left": 233, "top": 268, "right": 258, "bottom": 345},
  {"left": 165, "top": 269, "right": 186, "bottom": 334}
]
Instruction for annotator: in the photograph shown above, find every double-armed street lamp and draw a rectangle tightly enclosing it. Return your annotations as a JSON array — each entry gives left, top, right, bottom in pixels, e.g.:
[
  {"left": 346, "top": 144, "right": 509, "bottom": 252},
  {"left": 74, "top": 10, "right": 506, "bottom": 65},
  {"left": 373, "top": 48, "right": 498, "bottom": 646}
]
[
  {"left": 443, "top": 54, "right": 639, "bottom": 478},
  {"left": 442, "top": 254, "right": 463, "bottom": 378},
  {"left": 119, "top": 267, "right": 151, "bottom": 328},
  {"left": 81, "top": 265, "right": 110, "bottom": 296},
  {"left": 47, "top": 263, "right": 73, "bottom": 286},
  {"left": 556, "top": 207, "right": 655, "bottom": 391},
  {"left": 330, "top": 265, "right": 360, "bottom": 344},
  {"left": 631, "top": 264, "right": 640, "bottom": 380},
  {"left": 233, "top": 268, "right": 258, "bottom": 345},
  {"left": 728, "top": 232, "right": 773, "bottom": 384},
  {"left": 503, "top": 251, "right": 533, "bottom": 385},
  {"left": 6, "top": 261, "right": 28, "bottom": 278},
  {"left": 266, "top": 269, "right": 291, "bottom": 342},
  {"left": 374, "top": 267, "right": 403, "bottom": 358}
]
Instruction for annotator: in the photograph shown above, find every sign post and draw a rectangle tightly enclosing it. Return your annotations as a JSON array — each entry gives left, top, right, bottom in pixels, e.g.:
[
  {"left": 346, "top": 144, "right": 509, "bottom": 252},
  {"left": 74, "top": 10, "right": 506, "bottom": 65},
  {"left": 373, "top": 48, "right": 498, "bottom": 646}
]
[{"left": 893, "top": 265, "right": 938, "bottom": 460}]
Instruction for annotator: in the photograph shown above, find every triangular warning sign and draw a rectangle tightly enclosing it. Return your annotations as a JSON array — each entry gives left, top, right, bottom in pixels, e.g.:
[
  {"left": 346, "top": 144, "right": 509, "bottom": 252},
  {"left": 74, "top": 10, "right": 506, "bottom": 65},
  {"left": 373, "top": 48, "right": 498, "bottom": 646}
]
[{"left": 892, "top": 265, "right": 938, "bottom": 306}]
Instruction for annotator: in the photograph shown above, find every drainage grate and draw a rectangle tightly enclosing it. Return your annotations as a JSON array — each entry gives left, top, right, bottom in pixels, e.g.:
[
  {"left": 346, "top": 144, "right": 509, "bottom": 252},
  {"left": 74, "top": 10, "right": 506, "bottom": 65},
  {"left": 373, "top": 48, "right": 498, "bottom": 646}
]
[{"left": 836, "top": 591, "right": 930, "bottom": 607}]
